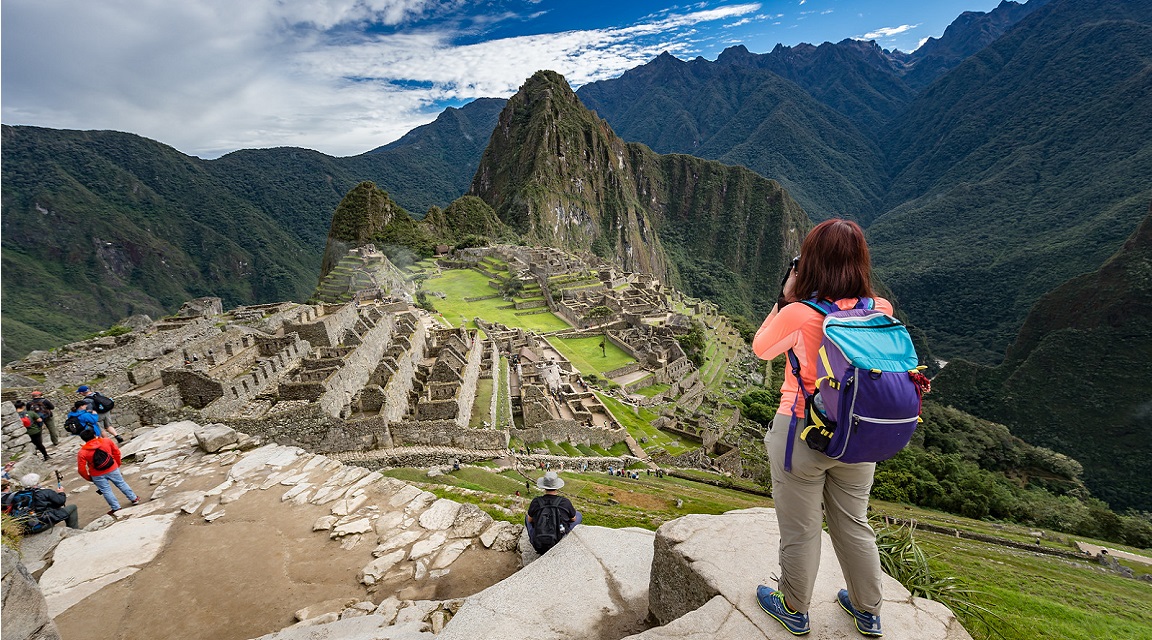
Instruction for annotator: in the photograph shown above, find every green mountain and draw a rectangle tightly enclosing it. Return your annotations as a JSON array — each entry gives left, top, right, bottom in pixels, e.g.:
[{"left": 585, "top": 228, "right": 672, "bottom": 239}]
[
  {"left": 0, "top": 126, "right": 321, "bottom": 363},
  {"left": 576, "top": 52, "right": 890, "bottom": 223},
  {"left": 932, "top": 207, "right": 1152, "bottom": 511},
  {"left": 895, "top": 0, "right": 1049, "bottom": 89},
  {"left": 870, "top": 0, "right": 1152, "bottom": 362},
  {"left": 470, "top": 70, "right": 811, "bottom": 318},
  {"left": 0, "top": 98, "right": 504, "bottom": 362}
]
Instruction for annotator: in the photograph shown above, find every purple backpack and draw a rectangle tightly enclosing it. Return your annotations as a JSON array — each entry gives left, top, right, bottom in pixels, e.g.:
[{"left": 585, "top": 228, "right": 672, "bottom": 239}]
[{"left": 784, "top": 298, "right": 925, "bottom": 470}]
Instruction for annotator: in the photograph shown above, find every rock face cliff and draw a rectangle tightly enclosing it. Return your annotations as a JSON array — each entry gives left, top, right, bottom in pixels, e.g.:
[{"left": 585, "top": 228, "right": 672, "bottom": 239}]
[{"left": 470, "top": 71, "right": 810, "bottom": 317}]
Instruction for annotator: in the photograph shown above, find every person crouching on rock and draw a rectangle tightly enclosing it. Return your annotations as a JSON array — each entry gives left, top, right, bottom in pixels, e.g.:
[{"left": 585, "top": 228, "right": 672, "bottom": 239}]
[
  {"left": 1, "top": 473, "right": 80, "bottom": 532},
  {"left": 526, "top": 471, "right": 581, "bottom": 555},
  {"left": 77, "top": 428, "right": 139, "bottom": 516}
]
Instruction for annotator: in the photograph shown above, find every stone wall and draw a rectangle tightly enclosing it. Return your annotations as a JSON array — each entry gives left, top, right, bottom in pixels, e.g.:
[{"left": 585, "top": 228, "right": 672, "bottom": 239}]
[
  {"left": 204, "top": 333, "right": 310, "bottom": 420},
  {"left": 282, "top": 303, "right": 359, "bottom": 349},
  {"left": 317, "top": 310, "right": 396, "bottom": 418},
  {"left": 510, "top": 419, "right": 628, "bottom": 449},
  {"left": 388, "top": 420, "right": 509, "bottom": 450}
]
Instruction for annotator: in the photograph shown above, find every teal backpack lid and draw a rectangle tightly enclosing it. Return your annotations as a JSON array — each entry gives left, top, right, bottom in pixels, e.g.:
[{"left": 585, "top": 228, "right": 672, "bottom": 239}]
[{"left": 823, "top": 313, "right": 919, "bottom": 371}]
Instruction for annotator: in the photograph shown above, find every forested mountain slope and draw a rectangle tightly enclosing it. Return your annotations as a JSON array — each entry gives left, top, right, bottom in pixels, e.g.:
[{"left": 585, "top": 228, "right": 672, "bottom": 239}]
[
  {"left": 870, "top": 0, "right": 1152, "bottom": 361},
  {"left": 932, "top": 207, "right": 1152, "bottom": 511}
]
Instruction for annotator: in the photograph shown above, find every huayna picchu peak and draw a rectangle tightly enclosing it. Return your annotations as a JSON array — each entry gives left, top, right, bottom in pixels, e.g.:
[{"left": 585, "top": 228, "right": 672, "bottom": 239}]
[{"left": 470, "top": 70, "right": 810, "bottom": 318}]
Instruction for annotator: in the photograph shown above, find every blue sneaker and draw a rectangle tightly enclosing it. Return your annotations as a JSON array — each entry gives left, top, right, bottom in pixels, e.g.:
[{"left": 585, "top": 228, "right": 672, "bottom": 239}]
[
  {"left": 838, "top": 589, "right": 883, "bottom": 637},
  {"left": 756, "top": 585, "right": 810, "bottom": 635}
]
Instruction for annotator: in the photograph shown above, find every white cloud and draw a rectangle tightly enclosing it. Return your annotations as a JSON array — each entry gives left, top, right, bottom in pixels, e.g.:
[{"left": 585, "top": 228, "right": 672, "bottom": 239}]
[
  {"left": 1, "top": 1, "right": 760, "bottom": 158},
  {"left": 860, "top": 24, "right": 920, "bottom": 40}
]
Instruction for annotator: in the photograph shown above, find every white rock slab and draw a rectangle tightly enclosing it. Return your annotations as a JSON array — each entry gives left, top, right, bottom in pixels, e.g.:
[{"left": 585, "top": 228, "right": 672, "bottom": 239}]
[
  {"left": 388, "top": 485, "right": 424, "bottom": 509},
  {"left": 40, "top": 513, "right": 180, "bottom": 617},
  {"left": 478, "top": 521, "right": 522, "bottom": 552},
  {"left": 374, "top": 530, "right": 424, "bottom": 556},
  {"left": 431, "top": 540, "right": 471, "bottom": 569},
  {"left": 449, "top": 504, "right": 493, "bottom": 539},
  {"left": 409, "top": 532, "right": 448, "bottom": 561},
  {"left": 332, "top": 518, "right": 374, "bottom": 538},
  {"left": 360, "top": 550, "right": 407, "bottom": 585},
  {"left": 419, "top": 499, "right": 462, "bottom": 531},
  {"left": 644, "top": 508, "right": 974, "bottom": 640},
  {"left": 332, "top": 494, "right": 370, "bottom": 517},
  {"left": 438, "top": 525, "right": 655, "bottom": 640},
  {"left": 229, "top": 444, "right": 303, "bottom": 481},
  {"left": 119, "top": 421, "right": 200, "bottom": 458},
  {"left": 249, "top": 613, "right": 436, "bottom": 640},
  {"left": 405, "top": 491, "right": 437, "bottom": 516},
  {"left": 195, "top": 423, "right": 239, "bottom": 453}
]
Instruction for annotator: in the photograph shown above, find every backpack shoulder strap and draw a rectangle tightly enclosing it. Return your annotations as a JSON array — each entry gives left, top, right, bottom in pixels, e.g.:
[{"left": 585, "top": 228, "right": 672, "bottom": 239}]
[{"left": 854, "top": 297, "right": 875, "bottom": 310}]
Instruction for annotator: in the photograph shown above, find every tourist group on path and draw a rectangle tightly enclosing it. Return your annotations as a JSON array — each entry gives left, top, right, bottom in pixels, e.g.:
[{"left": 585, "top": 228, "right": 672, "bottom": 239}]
[{"left": 4, "top": 386, "right": 141, "bottom": 535}]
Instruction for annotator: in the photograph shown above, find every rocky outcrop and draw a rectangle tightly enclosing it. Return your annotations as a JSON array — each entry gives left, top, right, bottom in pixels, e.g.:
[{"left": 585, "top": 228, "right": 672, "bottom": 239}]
[{"left": 1, "top": 545, "right": 61, "bottom": 640}]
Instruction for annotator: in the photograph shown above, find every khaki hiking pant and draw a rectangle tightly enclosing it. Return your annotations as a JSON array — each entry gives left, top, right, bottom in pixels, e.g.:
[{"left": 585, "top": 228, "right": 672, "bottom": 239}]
[{"left": 767, "top": 412, "right": 883, "bottom": 615}]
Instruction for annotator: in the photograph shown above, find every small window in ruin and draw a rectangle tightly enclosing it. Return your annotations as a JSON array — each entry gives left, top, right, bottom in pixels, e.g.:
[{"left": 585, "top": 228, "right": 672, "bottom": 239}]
[{"left": 242, "top": 380, "right": 249, "bottom": 392}]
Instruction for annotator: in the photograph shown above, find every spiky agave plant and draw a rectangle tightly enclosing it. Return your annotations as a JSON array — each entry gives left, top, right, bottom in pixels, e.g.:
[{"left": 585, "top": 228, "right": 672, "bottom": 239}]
[{"left": 875, "top": 519, "right": 1009, "bottom": 640}]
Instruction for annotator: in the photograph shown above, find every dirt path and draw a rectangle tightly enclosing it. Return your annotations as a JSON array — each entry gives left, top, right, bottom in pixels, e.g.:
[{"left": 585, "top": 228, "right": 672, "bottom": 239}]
[{"left": 48, "top": 446, "right": 519, "bottom": 640}]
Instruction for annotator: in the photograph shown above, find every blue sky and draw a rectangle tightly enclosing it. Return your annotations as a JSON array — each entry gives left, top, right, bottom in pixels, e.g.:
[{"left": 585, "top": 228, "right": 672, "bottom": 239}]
[{"left": 1, "top": 0, "right": 1002, "bottom": 158}]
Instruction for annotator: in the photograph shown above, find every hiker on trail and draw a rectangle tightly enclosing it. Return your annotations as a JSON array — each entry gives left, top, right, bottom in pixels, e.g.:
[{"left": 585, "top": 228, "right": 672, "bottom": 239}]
[
  {"left": 66, "top": 401, "right": 102, "bottom": 437},
  {"left": 77, "top": 428, "right": 139, "bottom": 515},
  {"left": 14, "top": 401, "right": 50, "bottom": 461},
  {"left": 751, "top": 219, "right": 890, "bottom": 637},
  {"left": 526, "top": 472, "right": 581, "bottom": 555},
  {"left": 28, "top": 390, "right": 60, "bottom": 446},
  {"left": 2, "top": 473, "right": 80, "bottom": 532},
  {"left": 77, "top": 385, "right": 123, "bottom": 443}
]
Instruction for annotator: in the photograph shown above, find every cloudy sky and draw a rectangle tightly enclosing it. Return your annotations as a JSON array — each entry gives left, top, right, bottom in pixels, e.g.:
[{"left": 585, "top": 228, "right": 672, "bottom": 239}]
[{"left": 2, "top": 0, "right": 1001, "bottom": 159}]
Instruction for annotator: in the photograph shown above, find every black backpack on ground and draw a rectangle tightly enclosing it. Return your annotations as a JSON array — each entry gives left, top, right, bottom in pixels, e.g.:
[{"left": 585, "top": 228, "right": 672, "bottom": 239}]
[
  {"left": 531, "top": 499, "right": 567, "bottom": 554},
  {"left": 64, "top": 415, "right": 84, "bottom": 435},
  {"left": 2, "top": 489, "right": 51, "bottom": 534},
  {"left": 91, "top": 392, "right": 115, "bottom": 413}
]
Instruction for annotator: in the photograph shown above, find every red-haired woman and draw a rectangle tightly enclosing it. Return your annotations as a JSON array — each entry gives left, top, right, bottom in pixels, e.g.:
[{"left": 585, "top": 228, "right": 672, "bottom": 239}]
[{"left": 751, "top": 218, "right": 887, "bottom": 637}]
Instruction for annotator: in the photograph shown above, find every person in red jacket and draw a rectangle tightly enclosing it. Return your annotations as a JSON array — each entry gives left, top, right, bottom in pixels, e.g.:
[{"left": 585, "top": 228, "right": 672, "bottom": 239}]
[{"left": 77, "top": 428, "right": 139, "bottom": 515}]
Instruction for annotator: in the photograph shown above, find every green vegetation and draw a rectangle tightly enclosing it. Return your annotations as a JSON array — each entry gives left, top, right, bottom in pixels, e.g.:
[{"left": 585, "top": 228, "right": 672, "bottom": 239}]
[
  {"left": 550, "top": 336, "right": 634, "bottom": 378},
  {"left": 420, "top": 268, "right": 570, "bottom": 332},
  {"left": 595, "top": 392, "right": 693, "bottom": 456}
]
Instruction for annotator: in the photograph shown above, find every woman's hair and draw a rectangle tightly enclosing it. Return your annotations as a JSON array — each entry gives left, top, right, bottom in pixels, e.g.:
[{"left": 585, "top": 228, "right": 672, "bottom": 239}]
[{"left": 793, "top": 218, "right": 874, "bottom": 302}]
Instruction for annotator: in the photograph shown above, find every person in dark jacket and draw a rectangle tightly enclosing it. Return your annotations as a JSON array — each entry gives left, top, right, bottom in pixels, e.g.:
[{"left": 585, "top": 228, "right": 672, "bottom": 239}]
[
  {"left": 3, "top": 473, "right": 80, "bottom": 530},
  {"left": 28, "top": 390, "right": 60, "bottom": 446},
  {"left": 14, "top": 401, "right": 50, "bottom": 461},
  {"left": 526, "top": 471, "right": 581, "bottom": 553}
]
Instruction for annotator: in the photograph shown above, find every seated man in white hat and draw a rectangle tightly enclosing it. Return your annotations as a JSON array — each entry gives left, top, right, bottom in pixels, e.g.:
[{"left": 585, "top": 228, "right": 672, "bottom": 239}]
[{"left": 526, "top": 471, "right": 582, "bottom": 554}]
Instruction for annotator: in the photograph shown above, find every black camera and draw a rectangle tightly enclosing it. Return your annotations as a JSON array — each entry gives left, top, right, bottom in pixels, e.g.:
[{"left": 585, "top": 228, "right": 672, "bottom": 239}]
[{"left": 779, "top": 255, "right": 800, "bottom": 292}]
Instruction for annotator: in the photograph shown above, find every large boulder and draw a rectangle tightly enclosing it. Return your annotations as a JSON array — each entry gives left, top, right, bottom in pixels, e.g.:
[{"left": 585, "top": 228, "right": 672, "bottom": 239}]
[
  {"left": 1, "top": 545, "right": 61, "bottom": 640},
  {"left": 39, "top": 513, "right": 180, "bottom": 617},
  {"left": 438, "top": 525, "right": 655, "bottom": 640},
  {"left": 638, "top": 508, "right": 973, "bottom": 640}
]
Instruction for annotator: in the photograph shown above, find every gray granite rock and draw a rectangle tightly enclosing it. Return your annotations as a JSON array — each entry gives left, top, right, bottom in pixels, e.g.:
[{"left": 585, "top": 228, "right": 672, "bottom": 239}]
[
  {"left": 439, "top": 525, "right": 655, "bottom": 640},
  {"left": 1, "top": 545, "right": 61, "bottom": 640}
]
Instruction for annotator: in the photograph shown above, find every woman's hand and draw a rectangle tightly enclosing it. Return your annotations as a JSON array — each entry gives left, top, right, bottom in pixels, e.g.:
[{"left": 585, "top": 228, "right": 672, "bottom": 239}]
[{"left": 781, "top": 267, "right": 798, "bottom": 303}]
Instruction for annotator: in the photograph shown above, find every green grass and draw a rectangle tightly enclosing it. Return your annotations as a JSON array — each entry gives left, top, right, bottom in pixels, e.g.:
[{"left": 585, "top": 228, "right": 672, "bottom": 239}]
[
  {"left": 634, "top": 383, "right": 671, "bottom": 397},
  {"left": 550, "top": 336, "right": 635, "bottom": 377},
  {"left": 595, "top": 392, "right": 695, "bottom": 456},
  {"left": 469, "top": 378, "right": 494, "bottom": 428},
  {"left": 422, "top": 268, "right": 571, "bottom": 332}
]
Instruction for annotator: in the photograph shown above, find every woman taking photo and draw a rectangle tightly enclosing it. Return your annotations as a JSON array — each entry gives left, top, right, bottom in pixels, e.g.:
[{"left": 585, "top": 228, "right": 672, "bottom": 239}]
[{"left": 751, "top": 218, "right": 887, "bottom": 637}]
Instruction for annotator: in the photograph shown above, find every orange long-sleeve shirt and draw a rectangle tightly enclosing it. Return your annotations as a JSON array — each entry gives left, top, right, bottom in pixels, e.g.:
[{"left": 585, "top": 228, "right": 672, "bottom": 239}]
[
  {"left": 77, "top": 436, "right": 122, "bottom": 480},
  {"left": 752, "top": 297, "right": 893, "bottom": 417}
]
